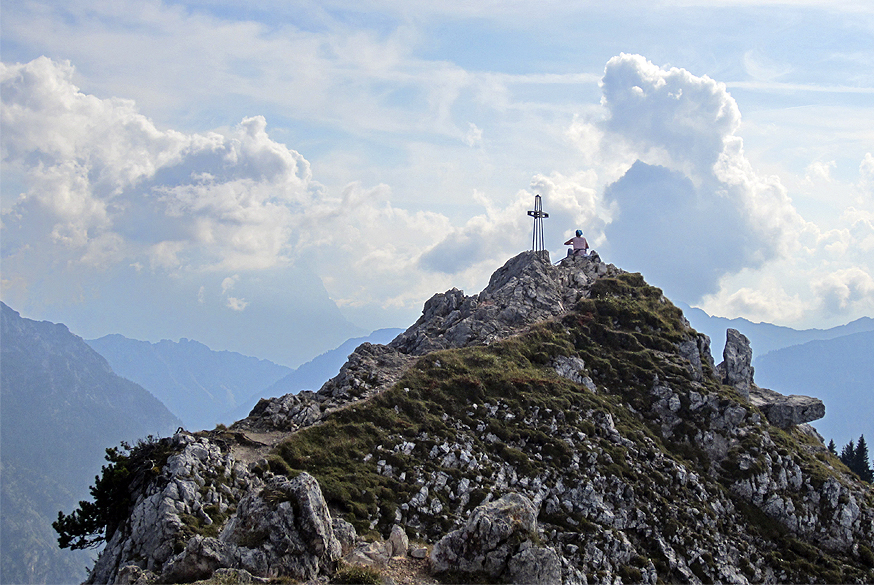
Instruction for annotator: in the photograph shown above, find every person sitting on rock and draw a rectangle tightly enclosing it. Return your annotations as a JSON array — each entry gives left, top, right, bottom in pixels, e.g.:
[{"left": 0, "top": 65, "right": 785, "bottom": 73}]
[{"left": 564, "top": 230, "right": 589, "bottom": 256}]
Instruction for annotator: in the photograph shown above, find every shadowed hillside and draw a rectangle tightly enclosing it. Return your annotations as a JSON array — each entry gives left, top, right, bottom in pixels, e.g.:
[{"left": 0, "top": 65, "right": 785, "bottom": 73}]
[{"left": 0, "top": 303, "right": 181, "bottom": 585}]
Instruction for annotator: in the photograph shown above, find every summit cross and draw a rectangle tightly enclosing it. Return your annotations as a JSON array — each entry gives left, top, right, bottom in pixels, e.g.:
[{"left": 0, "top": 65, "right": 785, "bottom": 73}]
[{"left": 527, "top": 194, "right": 549, "bottom": 252}]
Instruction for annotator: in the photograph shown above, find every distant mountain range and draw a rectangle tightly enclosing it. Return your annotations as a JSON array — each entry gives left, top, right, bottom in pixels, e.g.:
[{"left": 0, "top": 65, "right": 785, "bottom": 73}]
[
  {"left": 0, "top": 302, "right": 180, "bottom": 585},
  {"left": 87, "top": 329, "right": 405, "bottom": 430},
  {"left": 85, "top": 335, "right": 293, "bottom": 430},
  {"left": 678, "top": 302, "right": 874, "bottom": 358}
]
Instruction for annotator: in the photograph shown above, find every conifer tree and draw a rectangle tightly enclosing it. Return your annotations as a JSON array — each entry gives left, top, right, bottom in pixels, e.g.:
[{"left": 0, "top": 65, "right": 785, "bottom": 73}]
[
  {"left": 840, "top": 439, "right": 855, "bottom": 468},
  {"left": 838, "top": 436, "right": 873, "bottom": 483},
  {"left": 827, "top": 439, "right": 836, "bottom": 454},
  {"left": 852, "top": 435, "right": 872, "bottom": 483}
]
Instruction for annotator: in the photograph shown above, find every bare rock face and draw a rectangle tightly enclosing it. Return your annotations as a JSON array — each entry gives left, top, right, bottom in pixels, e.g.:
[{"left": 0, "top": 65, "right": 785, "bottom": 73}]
[
  {"left": 718, "top": 328, "right": 754, "bottom": 400},
  {"left": 159, "top": 470, "right": 343, "bottom": 583},
  {"left": 87, "top": 434, "right": 341, "bottom": 585},
  {"left": 236, "top": 343, "right": 413, "bottom": 433},
  {"left": 430, "top": 493, "right": 561, "bottom": 584},
  {"left": 87, "top": 434, "right": 257, "bottom": 584}
]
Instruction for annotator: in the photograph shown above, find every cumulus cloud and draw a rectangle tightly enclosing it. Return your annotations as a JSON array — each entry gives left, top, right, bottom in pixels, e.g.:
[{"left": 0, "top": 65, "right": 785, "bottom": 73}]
[
  {"left": 812, "top": 267, "right": 874, "bottom": 314},
  {"left": 805, "top": 160, "right": 836, "bottom": 184},
  {"left": 600, "top": 54, "right": 741, "bottom": 178},
  {"left": 1, "top": 57, "right": 318, "bottom": 277},
  {"left": 597, "top": 54, "right": 807, "bottom": 301},
  {"left": 711, "top": 283, "right": 806, "bottom": 324}
]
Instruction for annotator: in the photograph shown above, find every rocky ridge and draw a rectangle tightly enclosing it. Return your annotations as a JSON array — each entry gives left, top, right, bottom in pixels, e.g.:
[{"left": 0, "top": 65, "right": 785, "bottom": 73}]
[{"left": 74, "top": 252, "right": 873, "bottom": 584}]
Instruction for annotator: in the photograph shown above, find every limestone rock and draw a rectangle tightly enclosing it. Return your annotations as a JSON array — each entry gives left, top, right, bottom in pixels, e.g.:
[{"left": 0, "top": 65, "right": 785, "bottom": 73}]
[
  {"left": 237, "top": 344, "right": 413, "bottom": 433},
  {"left": 430, "top": 493, "right": 559, "bottom": 583},
  {"left": 332, "top": 517, "right": 358, "bottom": 556},
  {"left": 317, "top": 342, "right": 413, "bottom": 401},
  {"left": 238, "top": 251, "right": 621, "bottom": 434},
  {"left": 115, "top": 565, "right": 158, "bottom": 585},
  {"left": 718, "top": 328, "right": 754, "bottom": 400},
  {"left": 552, "top": 355, "right": 588, "bottom": 385},
  {"left": 387, "top": 524, "right": 409, "bottom": 558},
  {"left": 506, "top": 544, "right": 562, "bottom": 585},
  {"left": 749, "top": 385, "right": 825, "bottom": 428},
  {"left": 715, "top": 328, "right": 824, "bottom": 428},
  {"left": 218, "top": 473, "right": 342, "bottom": 580}
]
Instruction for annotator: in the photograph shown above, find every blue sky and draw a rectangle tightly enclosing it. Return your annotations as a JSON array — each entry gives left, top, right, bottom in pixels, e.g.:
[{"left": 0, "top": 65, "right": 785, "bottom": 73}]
[{"left": 2, "top": 0, "right": 873, "bottom": 365}]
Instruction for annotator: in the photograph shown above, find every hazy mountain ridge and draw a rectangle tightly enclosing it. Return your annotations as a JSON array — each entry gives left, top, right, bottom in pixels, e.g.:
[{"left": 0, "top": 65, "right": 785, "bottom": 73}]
[
  {"left": 0, "top": 302, "right": 181, "bottom": 585},
  {"left": 678, "top": 302, "right": 874, "bottom": 358},
  {"left": 86, "top": 335, "right": 293, "bottom": 430},
  {"left": 754, "top": 330, "right": 874, "bottom": 449},
  {"left": 67, "top": 253, "right": 874, "bottom": 585}
]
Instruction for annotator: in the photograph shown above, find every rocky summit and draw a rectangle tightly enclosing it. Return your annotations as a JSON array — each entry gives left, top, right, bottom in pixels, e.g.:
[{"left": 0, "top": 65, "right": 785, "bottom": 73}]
[{"left": 67, "top": 251, "right": 873, "bottom": 584}]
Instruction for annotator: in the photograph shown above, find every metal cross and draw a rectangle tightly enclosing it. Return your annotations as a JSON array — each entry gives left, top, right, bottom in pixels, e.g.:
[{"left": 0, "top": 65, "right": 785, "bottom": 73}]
[{"left": 527, "top": 194, "right": 549, "bottom": 251}]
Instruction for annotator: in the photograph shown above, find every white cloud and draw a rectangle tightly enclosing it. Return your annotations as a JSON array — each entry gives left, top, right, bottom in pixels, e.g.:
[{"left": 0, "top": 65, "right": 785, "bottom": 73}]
[
  {"left": 464, "top": 123, "right": 483, "bottom": 148},
  {"left": 805, "top": 160, "right": 836, "bottom": 183},
  {"left": 812, "top": 267, "right": 874, "bottom": 314},
  {"left": 3, "top": 42, "right": 873, "bottom": 340},
  {"left": 225, "top": 296, "right": 249, "bottom": 311},
  {"left": 220, "top": 275, "right": 239, "bottom": 295},
  {"left": 0, "top": 56, "right": 464, "bottom": 330},
  {"left": 596, "top": 54, "right": 807, "bottom": 300},
  {"left": 600, "top": 53, "right": 742, "bottom": 180},
  {"left": 1, "top": 58, "right": 318, "bottom": 275},
  {"left": 709, "top": 283, "right": 807, "bottom": 324}
]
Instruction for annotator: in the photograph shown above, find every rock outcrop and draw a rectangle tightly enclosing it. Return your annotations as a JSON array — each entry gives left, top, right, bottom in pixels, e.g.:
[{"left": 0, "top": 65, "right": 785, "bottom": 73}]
[
  {"left": 718, "top": 328, "right": 755, "bottom": 400},
  {"left": 86, "top": 435, "right": 340, "bottom": 584},
  {"left": 431, "top": 493, "right": 561, "bottom": 584},
  {"left": 236, "top": 251, "right": 620, "bottom": 434},
  {"left": 717, "top": 327, "right": 825, "bottom": 428},
  {"left": 390, "top": 251, "right": 621, "bottom": 355},
  {"left": 749, "top": 385, "right": 826, "bottom": 428}
]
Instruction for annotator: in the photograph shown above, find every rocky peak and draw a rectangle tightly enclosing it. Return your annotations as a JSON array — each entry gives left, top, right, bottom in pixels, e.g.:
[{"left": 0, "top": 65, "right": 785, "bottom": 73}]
[
  {"left": 718, "top": 328, "right": 755, "bottom": 400},
  {"left": 237, "top": 250, "right": 622, "bottom": 433},
  {"left": 390, "top": 250, "right": 621, "bottom": 356}
]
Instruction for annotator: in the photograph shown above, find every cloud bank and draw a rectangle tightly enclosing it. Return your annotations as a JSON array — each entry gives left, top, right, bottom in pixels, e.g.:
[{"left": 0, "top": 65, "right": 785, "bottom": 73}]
[{"left": 3, "top": 52, "right": 873, "bottom": 359}]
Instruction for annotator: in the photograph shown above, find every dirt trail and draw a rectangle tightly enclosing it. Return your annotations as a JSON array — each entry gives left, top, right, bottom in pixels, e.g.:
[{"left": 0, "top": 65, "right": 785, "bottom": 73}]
[{"left": 225, "top": 430, "right": 288, "bottom": 466}]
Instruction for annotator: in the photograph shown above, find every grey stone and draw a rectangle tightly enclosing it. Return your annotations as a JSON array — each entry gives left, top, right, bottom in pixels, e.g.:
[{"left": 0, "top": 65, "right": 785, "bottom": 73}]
[
  {"left": 430, "top": 493, "right": 549, "bottom": 580},
  {"left": 718, "top": 328, "right": 754, "bottom": 400},
  {"left": 410, "top": 547, "right": 428, "bottom": 559},
  {"left": 391, "top": 251, "right": 622, "bottom": 356},
  {"left": 552, "top": 355, "right": 588, "bottom": 384},
  {"left": 507, "top": 545, "right": 563, "bottom": 585},
  {"left": 749, "top": 386, "right": 825, "bottom": 428},
  {"left": 115, "top": 565, "right": 158, "bottom": 585},
  {"left": 387, "top": 524, "right": 409, "bottom": 558},
  {"left": 332, "top": 517, "right": 358, "bottom": 556}
]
